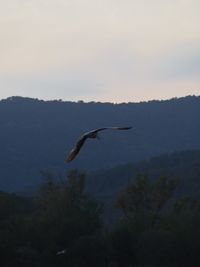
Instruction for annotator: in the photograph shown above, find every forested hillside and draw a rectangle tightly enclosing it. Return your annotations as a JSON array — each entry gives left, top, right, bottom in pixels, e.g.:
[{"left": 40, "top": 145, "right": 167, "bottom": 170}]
[
  {"left": 88, "top": 149, "right": 200, "bottom": 197},
  {"left": 87, "top": 149, "right": 200, "bottom": 223},
  {"left": 1, "top": 95, "right": 200, "bottom": 191}
]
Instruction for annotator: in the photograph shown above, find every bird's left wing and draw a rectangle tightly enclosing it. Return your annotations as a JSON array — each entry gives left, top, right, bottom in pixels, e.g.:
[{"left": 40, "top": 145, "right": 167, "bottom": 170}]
[{"left": 65, "top": 135, "right": 87, "bottom": 162}]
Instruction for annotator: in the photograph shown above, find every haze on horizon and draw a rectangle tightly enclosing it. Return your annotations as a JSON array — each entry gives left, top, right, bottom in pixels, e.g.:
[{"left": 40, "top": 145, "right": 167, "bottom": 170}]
[{"left": 0, "top": 0, "right": 200, "bottom": 103}]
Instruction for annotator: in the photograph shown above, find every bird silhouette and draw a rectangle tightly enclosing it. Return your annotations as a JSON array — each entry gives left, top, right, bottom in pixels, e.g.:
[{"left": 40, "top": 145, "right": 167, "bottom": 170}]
[
  {"left": 66, "top": 126, "right": 132, "bottom": 162},
  {"left": 56, "top": 249, "right": 67, "bottom": 255}
]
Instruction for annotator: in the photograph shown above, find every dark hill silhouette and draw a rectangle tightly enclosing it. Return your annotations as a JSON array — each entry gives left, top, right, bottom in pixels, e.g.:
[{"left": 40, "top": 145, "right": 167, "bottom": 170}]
[
  {"left": 87, "top": 149, "right": 200, "bottom": 224},
  {"left": 88, "top": 149, "right": 200, "bottom": 197},
  {"left": 1, "top": 95, "right": 200, "bottom": 191}
]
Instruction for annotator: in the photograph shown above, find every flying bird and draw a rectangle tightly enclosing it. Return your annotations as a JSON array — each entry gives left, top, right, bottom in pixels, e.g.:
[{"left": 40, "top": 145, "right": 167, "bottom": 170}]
[
  {"left": 66, "top": 126, "right": 132, "bottom": 162},
  {"left": 56, "top": 249, "right": 67, "bottom": 255}
]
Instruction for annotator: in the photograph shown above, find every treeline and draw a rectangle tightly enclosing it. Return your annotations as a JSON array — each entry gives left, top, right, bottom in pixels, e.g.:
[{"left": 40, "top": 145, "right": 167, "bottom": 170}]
[
  {"left": 0, "top": 170, "right": 200, "bottom": 266},
  {"left": 87, "top": 149, "right": 200, "bottom": 224}
]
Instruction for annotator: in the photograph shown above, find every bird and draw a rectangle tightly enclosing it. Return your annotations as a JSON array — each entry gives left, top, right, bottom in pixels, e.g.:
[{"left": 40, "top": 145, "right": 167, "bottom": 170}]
[
  {"left": 56, "top": 249, "right": 67, "bottom": 255},
  {"left": 66, "top": 126, "right": 132, "bottom": 162}
]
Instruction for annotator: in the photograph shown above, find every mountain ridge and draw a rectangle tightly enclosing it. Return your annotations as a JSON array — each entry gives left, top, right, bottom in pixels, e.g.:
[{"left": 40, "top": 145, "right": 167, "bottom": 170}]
[{"left": 1, "top": 95, "right": 200, "bottom": 191}]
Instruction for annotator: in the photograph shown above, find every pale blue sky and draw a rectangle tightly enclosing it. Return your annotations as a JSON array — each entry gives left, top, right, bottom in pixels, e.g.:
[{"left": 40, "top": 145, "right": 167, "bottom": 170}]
[{"left": 0, "top": 0, "right": 199, "bottom": 102}]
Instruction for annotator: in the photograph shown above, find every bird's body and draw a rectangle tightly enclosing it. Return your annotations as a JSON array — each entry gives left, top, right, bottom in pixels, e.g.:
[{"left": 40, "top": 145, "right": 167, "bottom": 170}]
[{"left": 66, "top": 126, "right": 132, "bottom": 162}]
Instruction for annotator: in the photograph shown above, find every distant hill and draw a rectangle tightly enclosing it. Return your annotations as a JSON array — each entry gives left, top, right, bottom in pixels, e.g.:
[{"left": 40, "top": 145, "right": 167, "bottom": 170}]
[
  {"left": 88, "top": 149, "right": 200, "bottom": 196},
  {"left": 87, "top": 149, "right": 200, "bottom": 223},
  {"left": 1, "top": 95, "right": 200, "bottom": 191}
]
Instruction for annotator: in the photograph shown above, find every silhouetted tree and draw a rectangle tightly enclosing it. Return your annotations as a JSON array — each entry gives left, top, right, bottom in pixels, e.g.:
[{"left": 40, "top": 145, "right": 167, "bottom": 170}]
[{"left": 117, "top": 175, "right": 178, "bottom": 231}]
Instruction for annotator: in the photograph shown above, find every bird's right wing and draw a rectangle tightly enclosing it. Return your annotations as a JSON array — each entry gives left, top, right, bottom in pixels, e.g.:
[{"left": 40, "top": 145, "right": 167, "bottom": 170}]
[{"left": 66, "top": 135, "right": 87, "bottom": 162}]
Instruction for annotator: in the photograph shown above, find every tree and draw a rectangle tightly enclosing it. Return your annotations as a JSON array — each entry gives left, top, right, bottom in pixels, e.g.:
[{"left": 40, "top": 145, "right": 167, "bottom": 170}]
[
  {"left": 165, "top": 197, "right": 200, "bottom": 267},
  {"left": 117, "top": 175, "right": 179, "bottom": 230},
  {"left": 31, "top": 170, "right": 104, "bottom": 266},
  {"left": 113, "top": 175, "right": 179, "bottom": 266}
]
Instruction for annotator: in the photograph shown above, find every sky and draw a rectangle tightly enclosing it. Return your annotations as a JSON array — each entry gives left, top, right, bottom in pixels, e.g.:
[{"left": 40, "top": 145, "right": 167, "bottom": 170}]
[{"left": 0, "top": 0, "right": 200, "bottom": 103}]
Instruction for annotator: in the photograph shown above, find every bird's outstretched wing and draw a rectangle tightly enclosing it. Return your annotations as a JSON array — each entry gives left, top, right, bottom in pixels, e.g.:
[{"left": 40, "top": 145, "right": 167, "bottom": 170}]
[
  {"left": 96, "top": 126, "right": 132, "bottom": 132},
  {"left": 66, "top": 126, "right": 132, "bottom": 162},
  {"left": 66, "top": 135, "right": 87, "bottom": 162},
  {"left": 85, "top": 126, "right": 132, "bottom": 135}
]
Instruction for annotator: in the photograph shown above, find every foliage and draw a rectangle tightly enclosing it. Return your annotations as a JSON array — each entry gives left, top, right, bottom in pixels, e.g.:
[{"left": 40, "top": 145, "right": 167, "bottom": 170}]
[
  {"left": 111, "top": 175, "right": 200, "bottom": 266},
  {"left": 117, "top": 175, "right": 179, "bottom": 230},
  {"left": 0, "top": 170, "right": 103, "bottom": 266},
  {"left": 0, "top": 171, "right": 200, "bottom": 266}
]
